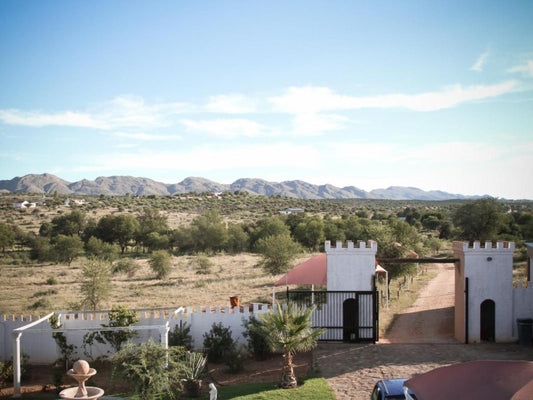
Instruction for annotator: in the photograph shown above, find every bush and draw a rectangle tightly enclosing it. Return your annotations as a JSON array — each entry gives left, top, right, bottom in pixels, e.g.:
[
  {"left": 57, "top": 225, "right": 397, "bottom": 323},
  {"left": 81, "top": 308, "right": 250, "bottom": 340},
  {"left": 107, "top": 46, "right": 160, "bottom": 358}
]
[
  {"left": 30, "top": 298, "right": 52, "bottom": 310},
  {"left": 149, "top": 250, "right": 172, "bottom": 279},
  {"left": 111, "top": 339, "right": 186, "bottom": 400},
  {"left": 83, "top": 306, "right": 139, "bottom": 354},
  {"left": 169, "top": 321, "right": 193, "bottom": 350},
  {"left": 0, "top": 355, "right": 28, "bottom": 389},
  {"left": 111, "top": 258, "right": 140, "bottom": 277},
  {"left": 225, "top": 346, "right": 247, "bottom": 373},
  {"left": 202, "top": 322, "right": 237, "bottom": 364},
  {"left": 242, "top": 316, "right": 272, "bottom": 360},
  {"left": 193, "top": 254, "right": 212, "bottom": 274},
  {"left": 46, "top": 276, "right": 58, "bottom": 285}
]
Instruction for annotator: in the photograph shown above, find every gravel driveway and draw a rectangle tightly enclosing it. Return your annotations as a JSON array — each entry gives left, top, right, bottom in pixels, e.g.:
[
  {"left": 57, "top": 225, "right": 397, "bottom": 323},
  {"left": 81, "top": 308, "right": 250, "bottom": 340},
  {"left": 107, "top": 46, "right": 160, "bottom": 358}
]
[{"left": 315, "top": 264, "right": 533, "bottom": 399}]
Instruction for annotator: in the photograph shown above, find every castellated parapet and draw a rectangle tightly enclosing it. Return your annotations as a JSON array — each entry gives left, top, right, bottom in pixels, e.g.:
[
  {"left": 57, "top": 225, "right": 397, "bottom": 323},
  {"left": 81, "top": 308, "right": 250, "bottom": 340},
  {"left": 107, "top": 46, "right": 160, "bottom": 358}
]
[
  {"left": 453, "top": 240, "right": 515, "bottom": 253},
  {"left": 453, "top": 241, "right": 518, "bottom": 343},
  {"left": 325, "top": 240, "right": 377, "bottom": 291}
]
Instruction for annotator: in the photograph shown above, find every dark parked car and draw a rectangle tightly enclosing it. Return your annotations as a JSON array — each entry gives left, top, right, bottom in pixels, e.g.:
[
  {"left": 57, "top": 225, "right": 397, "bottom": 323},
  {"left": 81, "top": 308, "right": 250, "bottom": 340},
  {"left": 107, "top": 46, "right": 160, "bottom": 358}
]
[{"left": 371, "top": 379, "right": 417, "bottom": 400}]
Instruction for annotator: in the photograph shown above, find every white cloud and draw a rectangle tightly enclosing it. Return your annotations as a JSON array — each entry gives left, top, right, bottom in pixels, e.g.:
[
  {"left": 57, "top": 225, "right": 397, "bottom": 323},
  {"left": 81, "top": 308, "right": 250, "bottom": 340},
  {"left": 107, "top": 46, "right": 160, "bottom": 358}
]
[
  {"left": 181, "top": 118, "right": 267, "bottom": 138},
  {"left": 269, "top": 81, "right": 518, "bottom": 113},
  {"left": 0, "top": 95, "right": 192, "bottom": 130},
  {"left": 470, "top": 49, "right": 490, "bottom": 72},
  {"left": 113, "top": 132, "right": 182, "bottom": 141},
  {"left": 291, "top": 113, "right": 349, "bottom": 136},
  {"left": 0, "top": 109, "right": 101, "bottom": 128},
  {"left": 507, "top": 60, "right": 533, "bottom": 76},
  {"left": 205, "top": 94, "right": 257, "bottom": 113}
]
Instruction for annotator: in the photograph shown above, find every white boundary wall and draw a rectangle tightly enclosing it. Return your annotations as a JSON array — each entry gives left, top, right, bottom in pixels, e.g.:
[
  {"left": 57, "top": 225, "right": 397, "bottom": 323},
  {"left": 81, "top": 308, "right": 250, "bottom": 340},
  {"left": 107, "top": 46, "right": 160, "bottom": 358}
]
[{"left": 0, "top": 304, "right": 270, "bottom": 364}]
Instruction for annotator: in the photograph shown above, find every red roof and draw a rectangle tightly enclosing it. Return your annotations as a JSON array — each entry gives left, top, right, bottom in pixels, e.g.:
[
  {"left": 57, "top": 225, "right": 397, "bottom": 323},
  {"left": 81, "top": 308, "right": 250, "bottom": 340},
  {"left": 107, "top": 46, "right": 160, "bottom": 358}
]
[
  {"left": 274, "top": 254, "right": 327, "bottom": 286},
  {"left": 405, "top": 360, "right": 533, "bottom": 400}
]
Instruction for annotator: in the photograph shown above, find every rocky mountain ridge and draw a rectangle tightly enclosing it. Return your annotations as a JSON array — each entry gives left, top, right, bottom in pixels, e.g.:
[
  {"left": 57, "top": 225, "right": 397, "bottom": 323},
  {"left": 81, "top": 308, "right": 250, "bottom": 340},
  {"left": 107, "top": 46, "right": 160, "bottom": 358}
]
[{"left": 0, "top": 173, "right": 481, "bottom": 200}]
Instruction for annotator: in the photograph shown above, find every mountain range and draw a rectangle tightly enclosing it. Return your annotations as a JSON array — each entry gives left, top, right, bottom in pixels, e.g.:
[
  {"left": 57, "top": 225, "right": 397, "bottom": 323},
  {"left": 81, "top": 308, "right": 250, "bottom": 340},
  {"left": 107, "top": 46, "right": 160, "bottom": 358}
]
[{"left": 0, "top": 173, "right": 482, "bottom": 200}]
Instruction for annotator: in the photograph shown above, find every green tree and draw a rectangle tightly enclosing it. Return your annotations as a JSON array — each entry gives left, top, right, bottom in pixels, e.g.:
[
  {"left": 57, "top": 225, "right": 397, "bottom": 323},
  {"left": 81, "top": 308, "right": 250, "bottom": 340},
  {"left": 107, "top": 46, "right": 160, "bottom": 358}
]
[
  {"left": 170, "top": 226, "right": 194, "bottom": 253},
  {"left": 81, "top": 259, "right": 112, "bottom": 310},
  {"left": 258, "top": 303, "right": 325, "bottom": 389},
  {"left": 453, "top": 198, "right": 505, "bottom": 241},
  {"left": 50, "top": 210, "right": 86, "bottom": 237},
  {"left": 251, "top": 216, "right": 290, "bottom": 248},
  {"left": 52, "top": 235, "right": 84, "bottom": 265},
  {"left": 85, "top": 236, "right": 119, "bottom": 261},
  {"left": 136, "top": 208, "right": 169, "bottom": 250},
  {"left": 323, "top": 216, "right": 346, "bottom": 243},
  {"left": 29, "top": 236, "right": 51, "bottom": 261},
  {"left": 190, "top": 210, "right": 228, "bottom": 253},
  {"left": 368, "top": 219, "right": 422, "bottom": 280},
  {"left": 293, "top": 217, "right": 325, "bottom": 251},
  {"left": 342, "top": 215, "right": 366, "bottom": 242},
  {"left": 144, "top": 232, "right": 170, "bottom": 252},
  {"left": 256, "top": 233, "right": 301, "bottom": 274},
  {"left": 0, "top": 223, "right": 15, "bottom": 253},
  {"left": 149, "top": 250, "right": 172, "bottom": 279},
  {"left": 96, "top": 214, "right": 139, "bottom": 253},
  {"left": 38, "top": 222, "right": 53, "bottom": 237},
  {"left": 226, "top": 223, "right": 249, "bottom": 253}
]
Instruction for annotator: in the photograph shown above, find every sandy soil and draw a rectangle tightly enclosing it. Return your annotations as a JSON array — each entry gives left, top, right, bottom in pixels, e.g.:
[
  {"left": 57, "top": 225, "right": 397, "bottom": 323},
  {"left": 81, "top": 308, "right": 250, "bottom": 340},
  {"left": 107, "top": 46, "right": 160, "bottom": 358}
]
[{"left": 381, "top": 263, "right": 456, "bottom": 343}]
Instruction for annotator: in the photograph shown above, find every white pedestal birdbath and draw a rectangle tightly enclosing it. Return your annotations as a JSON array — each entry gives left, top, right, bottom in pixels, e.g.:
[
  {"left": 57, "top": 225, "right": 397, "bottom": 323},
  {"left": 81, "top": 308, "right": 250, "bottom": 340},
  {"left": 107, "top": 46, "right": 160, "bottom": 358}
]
[{"left": 59, "top": 360, "right": 105, "bottom": 400}]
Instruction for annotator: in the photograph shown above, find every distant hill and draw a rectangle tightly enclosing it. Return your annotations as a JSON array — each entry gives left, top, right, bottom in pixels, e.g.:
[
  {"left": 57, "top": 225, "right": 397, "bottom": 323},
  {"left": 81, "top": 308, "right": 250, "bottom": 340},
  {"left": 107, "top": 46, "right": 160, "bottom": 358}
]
[{"left": 0, "top": 173, "right": 481, "bottom": 200}]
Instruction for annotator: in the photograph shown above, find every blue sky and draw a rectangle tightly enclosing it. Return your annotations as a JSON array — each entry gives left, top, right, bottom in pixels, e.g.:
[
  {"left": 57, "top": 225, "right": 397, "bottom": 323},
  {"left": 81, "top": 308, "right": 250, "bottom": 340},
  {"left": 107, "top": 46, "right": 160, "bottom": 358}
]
[{"left": 1, "top": 1, "right": 532, "bottom": 199}]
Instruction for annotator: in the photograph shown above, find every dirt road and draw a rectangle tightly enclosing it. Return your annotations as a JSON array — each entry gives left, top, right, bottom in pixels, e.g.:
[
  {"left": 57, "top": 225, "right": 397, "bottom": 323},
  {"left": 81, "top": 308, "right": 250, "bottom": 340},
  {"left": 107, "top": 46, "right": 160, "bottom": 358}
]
[{"left": 381, "top": 263, "right": 456, "bottom": 344}]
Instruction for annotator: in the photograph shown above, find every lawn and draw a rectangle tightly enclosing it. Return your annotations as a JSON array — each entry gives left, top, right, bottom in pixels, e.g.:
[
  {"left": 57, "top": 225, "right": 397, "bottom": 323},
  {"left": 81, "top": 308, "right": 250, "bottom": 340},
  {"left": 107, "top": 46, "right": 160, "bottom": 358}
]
[{"left": 111, "top": 377, "right": 335, "bottom": 400}]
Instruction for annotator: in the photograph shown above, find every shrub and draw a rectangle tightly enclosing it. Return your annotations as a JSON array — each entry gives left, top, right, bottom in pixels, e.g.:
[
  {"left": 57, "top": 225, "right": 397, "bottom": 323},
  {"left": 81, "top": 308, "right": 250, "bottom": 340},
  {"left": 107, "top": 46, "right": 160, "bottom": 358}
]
[
  {"left": 202, "top": 322, "right": 237, "bottom": 364},
  {"left": 111, "top": 258, "right": 140, "bottom": 277},
  {"left": 46, "top": 277, "right": 58, "bottom": 285},
  {"left": 83, "top": 306, "right": 139, "bottom": 354},
  {"left": 225, "top": 346, "right": 247, "bottom": 373},
  {"left": 111, "top": 339, "right": 186, "bottom": 400},
  {"left": 30, "top": 298, "right": 51, "bottom": 310},
  {"left": 242, "top": 316, "right": 272, "bottom": 360},
  {"left": 193, "top": 254, "right": 212, "bottom": 274},
  {"left": 80, "top": 259, "right": 112, "bottom": 310},
  {"left": 169, "top": 321, "right": 193, "bottom": 350},
  {"left": 0, "top": 355, "right": 28, "bottom": 389},
  {"left": 149, "top": 250, "right": 172, "bottom": 279}
]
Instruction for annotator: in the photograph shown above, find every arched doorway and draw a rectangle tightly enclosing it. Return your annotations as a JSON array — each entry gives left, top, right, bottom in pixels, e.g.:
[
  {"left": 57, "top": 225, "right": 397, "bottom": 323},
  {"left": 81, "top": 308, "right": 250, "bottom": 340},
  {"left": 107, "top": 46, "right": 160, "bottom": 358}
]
[
  {"left": 343, "top": 298, "right": 358, "bottom": 342},
  {"left": 480, "top": 299, "right": 495, "bottom": 342}
]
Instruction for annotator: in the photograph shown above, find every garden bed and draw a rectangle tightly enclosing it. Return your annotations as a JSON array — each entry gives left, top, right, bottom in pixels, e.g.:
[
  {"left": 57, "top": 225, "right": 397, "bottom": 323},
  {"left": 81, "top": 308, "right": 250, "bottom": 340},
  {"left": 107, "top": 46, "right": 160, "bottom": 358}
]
[{"left": 0, "top": 352, "right": 313, "bottom": 398}]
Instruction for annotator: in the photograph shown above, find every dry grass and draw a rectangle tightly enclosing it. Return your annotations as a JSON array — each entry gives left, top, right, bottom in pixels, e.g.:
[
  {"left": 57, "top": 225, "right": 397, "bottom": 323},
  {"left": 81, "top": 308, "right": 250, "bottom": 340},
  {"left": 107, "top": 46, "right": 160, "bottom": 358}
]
[{"left": 0, "top": 253, "right": 320, "bottom": 315}]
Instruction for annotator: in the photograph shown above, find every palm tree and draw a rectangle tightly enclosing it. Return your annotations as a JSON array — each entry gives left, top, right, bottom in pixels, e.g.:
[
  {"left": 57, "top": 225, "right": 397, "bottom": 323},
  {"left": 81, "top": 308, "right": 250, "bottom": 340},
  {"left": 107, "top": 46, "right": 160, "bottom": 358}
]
[{"left": 259, "top": 302, "right": 325, "bottom": 389}]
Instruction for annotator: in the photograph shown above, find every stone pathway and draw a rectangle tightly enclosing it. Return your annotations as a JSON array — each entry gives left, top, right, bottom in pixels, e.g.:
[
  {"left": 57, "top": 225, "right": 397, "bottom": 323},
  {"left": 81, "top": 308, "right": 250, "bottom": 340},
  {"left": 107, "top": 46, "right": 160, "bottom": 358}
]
[{"left": 316, "top": 342, "right": 533, "bottom": 400}]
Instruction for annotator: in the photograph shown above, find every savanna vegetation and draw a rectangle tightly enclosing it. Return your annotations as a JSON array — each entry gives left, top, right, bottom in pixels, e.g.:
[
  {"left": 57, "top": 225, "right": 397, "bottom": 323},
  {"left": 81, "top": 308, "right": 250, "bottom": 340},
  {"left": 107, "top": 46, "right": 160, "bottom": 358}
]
[{"left": 0, "top": 192, "right": 532, "bottom": 314}]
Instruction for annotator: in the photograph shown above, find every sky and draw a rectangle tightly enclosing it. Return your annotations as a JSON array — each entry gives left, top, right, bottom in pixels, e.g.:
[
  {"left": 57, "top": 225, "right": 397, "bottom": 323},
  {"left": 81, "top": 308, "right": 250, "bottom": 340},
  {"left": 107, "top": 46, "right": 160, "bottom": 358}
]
[{"left": 1, "top": 1, "right": 532, "bottom": 199}]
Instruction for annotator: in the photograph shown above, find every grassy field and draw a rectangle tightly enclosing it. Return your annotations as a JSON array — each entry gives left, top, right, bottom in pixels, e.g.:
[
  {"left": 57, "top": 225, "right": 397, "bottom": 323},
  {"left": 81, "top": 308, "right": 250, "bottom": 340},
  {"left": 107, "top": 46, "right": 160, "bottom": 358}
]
[{"left": 0, "top": 252, "right": 319, "bottom": 315}]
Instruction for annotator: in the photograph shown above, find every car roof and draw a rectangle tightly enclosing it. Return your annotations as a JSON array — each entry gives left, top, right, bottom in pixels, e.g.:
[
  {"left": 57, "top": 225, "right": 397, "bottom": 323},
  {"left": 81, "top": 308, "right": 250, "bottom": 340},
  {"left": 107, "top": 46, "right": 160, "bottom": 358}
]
[
  {"left": 381, "top": 379, "right": 408, "bottom": 395},
  {"left": 379, "top": 378, "right": 416, "bottom": 397}
]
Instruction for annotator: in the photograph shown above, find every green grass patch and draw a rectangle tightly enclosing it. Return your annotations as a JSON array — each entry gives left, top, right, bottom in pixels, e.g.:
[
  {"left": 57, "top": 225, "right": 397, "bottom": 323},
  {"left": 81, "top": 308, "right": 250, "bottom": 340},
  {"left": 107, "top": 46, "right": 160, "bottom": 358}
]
[{"left": 110, "top": 377, "right": 334, "bottom": 400}]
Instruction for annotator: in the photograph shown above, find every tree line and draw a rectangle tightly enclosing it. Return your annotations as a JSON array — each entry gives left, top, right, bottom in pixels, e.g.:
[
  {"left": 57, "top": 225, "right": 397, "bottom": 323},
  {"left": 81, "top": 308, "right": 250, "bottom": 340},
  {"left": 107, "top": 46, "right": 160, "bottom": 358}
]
[{"left": 1, "top": 197, "right": 532, "bottom": 279}]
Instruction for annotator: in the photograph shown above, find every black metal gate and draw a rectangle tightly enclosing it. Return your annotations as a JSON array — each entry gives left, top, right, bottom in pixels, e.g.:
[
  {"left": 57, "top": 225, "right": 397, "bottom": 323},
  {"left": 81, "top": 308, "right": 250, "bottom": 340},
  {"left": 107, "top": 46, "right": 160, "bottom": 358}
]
[{"left": 287, "top": 290, "right": 378, "bottom": 343}]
